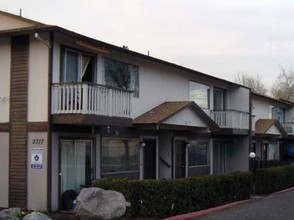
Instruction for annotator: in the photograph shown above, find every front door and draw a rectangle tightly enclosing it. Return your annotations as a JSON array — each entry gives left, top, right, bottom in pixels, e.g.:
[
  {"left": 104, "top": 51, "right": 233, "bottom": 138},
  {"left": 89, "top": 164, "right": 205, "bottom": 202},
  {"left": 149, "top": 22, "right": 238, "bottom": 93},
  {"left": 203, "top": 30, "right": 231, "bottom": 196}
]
[
  {"left": 143, "top": 139, "right": 157, "bottom": 179},
  {"left": 213, "top": 142, "right": 226, "bottom": 174},
  {"left": 175, "top": 140, "right": 186, "bottom": 179},
  {"left": 60, "top": 139, "right": 93, "bottom": 209}
]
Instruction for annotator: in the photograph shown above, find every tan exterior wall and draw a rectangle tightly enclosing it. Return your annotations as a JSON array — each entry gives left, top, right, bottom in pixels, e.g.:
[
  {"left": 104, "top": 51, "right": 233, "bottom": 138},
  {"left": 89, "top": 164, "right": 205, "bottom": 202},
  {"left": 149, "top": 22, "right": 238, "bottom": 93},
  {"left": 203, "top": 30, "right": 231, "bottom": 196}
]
[
  {"left": 0, "top": 13, "right": 36, "bottom": 30},
  {"left": 27, "top": 132, "right": 48, "bottom": 211},
  {"left": 0, "top": 132, "right": 9, "bottom": 208},
  {"left": 0, "top": 37, "right": 10, "bottom": 123},
  {"left": 28, "top": 34, "right": 50, "bottom": 122}
]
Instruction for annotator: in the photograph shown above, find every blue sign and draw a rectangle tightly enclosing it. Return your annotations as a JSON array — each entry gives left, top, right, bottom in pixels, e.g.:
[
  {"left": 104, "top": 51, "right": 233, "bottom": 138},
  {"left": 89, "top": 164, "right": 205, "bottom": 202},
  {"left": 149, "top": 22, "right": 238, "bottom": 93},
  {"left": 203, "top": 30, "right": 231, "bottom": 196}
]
[{"left": 31, "top": 148, "right": 43, "bottom": 169}]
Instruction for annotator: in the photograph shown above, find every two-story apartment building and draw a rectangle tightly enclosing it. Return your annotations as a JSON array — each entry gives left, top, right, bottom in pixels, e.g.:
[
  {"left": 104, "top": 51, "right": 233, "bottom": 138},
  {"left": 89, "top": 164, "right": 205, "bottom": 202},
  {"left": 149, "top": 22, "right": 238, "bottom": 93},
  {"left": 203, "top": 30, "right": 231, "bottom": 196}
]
[
  {"left": 252, "top": 93, "right": 294, "bottom": 165},
  {"left": 0, "top": 11, "right": 251, "bottom": 211}
]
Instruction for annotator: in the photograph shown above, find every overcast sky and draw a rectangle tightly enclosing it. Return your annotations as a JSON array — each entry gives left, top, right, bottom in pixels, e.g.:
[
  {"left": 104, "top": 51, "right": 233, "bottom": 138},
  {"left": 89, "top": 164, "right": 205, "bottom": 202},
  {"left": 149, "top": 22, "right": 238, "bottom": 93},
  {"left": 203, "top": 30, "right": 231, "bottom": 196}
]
[{"left": 2, "top": 0, "right": 294, "bottom": 89}]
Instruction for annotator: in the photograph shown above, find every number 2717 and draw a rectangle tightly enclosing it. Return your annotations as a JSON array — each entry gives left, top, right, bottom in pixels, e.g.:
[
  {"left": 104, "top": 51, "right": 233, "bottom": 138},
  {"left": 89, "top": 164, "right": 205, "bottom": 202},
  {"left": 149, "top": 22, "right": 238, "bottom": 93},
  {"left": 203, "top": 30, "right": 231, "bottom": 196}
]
[{"left": 32, "top": 139, "right": 44, "bottom": 145}]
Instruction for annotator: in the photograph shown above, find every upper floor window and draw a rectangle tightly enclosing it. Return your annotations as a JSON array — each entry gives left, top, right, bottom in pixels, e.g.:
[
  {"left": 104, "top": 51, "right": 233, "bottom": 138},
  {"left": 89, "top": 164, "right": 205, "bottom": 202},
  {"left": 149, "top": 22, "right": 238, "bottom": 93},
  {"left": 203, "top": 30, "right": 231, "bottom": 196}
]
[
  {"left": 189, "top": 81, "right": 210, "bottom": 108},
  {"left": 271, "top": 107, "right": 285, "bottom": 123},
  {"left": 213, "top": 87, "right": 226, "bottom": 110},
  {"left": 104, "top": 58, "right": 139, "bottom": 97},
  {"left": 61, "top": 48, "right": 95, "bottom": 83}
]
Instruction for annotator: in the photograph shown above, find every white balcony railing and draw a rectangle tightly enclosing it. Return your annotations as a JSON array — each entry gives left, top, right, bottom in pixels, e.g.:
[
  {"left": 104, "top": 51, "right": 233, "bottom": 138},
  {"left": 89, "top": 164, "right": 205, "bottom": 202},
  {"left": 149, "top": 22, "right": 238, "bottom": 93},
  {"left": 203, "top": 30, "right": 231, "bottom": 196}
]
[
  {"left": 210, "top": 110, "right": 250, "bottom": 129},
  {"left": 51, "top": 83, "right": 132, "bottom": 118}
]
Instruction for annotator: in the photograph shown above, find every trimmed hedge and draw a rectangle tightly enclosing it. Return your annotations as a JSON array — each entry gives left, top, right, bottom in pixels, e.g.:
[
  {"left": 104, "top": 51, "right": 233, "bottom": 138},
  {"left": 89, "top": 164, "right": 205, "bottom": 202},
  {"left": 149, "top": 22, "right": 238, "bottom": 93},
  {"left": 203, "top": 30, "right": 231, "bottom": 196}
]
[
  {"left": 92, "top": 172, "right": 252, "bottom": 219},
  {"left": 255, "top": 165, "right": 294, "bottom": 195}
]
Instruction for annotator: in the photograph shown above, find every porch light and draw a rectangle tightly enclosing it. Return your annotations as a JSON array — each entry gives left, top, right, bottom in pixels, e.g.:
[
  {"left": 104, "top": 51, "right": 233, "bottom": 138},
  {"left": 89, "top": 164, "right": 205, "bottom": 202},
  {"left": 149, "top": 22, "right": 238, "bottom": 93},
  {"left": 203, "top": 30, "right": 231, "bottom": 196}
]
[
  {"left": 186, "top": 143, "right": 191, "bottom": 148},
  {"left": 249, "top": 152, "right": 256, "bottom": 159},
  {"left": 75, "top": 40, "right": 110, "bottom": 54},
  {"left": 140, "top": 142, "right": 146, "bottom": 148}
]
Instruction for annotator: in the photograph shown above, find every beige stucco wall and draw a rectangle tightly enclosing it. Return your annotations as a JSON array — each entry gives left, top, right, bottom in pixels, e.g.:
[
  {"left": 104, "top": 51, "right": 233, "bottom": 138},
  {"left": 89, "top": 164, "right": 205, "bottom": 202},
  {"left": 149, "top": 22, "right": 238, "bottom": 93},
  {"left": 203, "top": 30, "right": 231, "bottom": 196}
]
[
  {"left": 27, "top": 132, "right": 48, "bottom": 211},
  {"left": 0, "top": 37, "right": 10, "bottom": 123},
  {"left": 0, "top": 13, "right": 36, "bottom": 30},
  {"left": 0, "top": 132, "right": 9, "bottom": 208},
  {"left": 28, "top": 34, "right": 50, "bottom": 122}
]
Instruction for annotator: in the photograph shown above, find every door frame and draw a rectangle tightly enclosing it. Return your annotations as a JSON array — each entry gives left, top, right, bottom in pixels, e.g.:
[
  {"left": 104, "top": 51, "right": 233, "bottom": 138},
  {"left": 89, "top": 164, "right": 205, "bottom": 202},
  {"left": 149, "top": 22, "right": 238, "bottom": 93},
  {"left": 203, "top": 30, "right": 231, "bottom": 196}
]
[
  {"left": 139, "top": 136, "right": 159, "bottom": 180},
  {"left": 173, "top": 137, "right": 188, "bottom": 179},
  {"left": 58, "top": 137, "right": 95, "bottom": 209}
]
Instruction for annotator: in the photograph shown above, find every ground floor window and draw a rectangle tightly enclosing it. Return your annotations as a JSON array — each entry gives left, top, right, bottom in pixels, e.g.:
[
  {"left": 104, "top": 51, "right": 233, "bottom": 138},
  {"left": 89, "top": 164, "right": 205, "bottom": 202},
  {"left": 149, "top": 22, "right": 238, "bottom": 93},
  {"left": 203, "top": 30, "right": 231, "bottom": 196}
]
[
  {"left": 188, "top": 140, "right": 208, "bottom": 166},
  {"left": 101, "top": 137, "right": 139, "bottom": 173},
  {"left": 268, "top": 142, "right": 279, "bottom": 160}
]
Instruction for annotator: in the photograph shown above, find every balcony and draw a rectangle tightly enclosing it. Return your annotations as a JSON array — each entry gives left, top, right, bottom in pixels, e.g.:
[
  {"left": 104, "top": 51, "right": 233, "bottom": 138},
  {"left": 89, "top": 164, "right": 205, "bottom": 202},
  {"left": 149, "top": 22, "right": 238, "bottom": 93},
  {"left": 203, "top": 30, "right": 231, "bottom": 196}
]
[
  {"left": 210, "top": 110, "right": 250, "bottom": 129},
  {"left": 281, "top": 123, "right": 294, "bottom": 135},
  {"left": 51, "top": 83, "right": 132, "bottom": 118}
]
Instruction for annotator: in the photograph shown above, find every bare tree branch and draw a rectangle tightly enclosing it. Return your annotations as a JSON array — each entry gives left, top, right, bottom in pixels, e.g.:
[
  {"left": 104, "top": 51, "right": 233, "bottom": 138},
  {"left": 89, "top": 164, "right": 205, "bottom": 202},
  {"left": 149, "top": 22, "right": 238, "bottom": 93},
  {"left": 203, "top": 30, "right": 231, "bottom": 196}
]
[
  {"left": 234, "top": 73, "right": 268, "bottom": 95},
  {"left": 271, "top": 67, "right": 294, "bottom": 102}
]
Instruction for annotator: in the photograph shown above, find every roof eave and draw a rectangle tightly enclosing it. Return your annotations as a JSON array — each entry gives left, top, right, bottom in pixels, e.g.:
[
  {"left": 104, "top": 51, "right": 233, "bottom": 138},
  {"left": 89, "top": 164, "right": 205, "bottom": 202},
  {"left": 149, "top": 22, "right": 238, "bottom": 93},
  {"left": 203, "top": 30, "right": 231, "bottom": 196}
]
[{"left": 0, "top": 23, "right": 250, "bottom": 88}]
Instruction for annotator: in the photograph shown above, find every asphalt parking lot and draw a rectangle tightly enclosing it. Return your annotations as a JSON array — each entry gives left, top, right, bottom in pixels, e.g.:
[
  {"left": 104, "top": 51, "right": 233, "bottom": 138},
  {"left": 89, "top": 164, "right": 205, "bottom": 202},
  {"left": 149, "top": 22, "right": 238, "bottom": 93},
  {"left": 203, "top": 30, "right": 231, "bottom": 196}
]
[{"left": 190, "top": 188, "right": 294, "bottom": 220}]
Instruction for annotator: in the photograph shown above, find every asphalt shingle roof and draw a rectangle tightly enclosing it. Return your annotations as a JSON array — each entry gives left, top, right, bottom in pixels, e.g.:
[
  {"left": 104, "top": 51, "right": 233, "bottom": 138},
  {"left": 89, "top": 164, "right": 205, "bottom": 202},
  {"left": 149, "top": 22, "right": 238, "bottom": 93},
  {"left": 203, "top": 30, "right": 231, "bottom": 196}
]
[{"left": 255, "top": 119, "right": 287, "bottom": 136}]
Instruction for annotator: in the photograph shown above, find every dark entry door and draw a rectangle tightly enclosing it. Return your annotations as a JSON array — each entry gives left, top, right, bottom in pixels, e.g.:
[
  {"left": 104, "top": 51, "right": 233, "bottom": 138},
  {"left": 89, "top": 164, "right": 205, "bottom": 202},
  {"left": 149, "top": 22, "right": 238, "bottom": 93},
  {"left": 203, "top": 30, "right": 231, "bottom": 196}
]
[
  {"left": 143, "top": 139, "right": 157, "bottom": 179},
  {"left": 175, "top": 140, "right": 186, "bottom": 178},
  {"left": 213, "top": 142, "right": 226, "bottom": 174}
]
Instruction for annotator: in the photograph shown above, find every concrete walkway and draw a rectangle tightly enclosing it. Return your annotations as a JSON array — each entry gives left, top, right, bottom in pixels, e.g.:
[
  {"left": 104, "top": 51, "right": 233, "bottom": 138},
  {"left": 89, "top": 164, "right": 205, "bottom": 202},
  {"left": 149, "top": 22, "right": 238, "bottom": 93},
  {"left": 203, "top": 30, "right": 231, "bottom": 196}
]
[{"left": 164, "top": 187, "right": 294, "bottom": 220}]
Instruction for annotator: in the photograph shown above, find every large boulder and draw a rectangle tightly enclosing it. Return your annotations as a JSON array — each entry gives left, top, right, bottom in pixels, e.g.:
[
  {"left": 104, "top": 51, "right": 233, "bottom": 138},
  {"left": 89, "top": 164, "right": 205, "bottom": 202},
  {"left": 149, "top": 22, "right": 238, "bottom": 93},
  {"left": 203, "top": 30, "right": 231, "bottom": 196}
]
[
  {"left": 23, "top": 211, "right": 52, "bottom": 220},
  {"left": 0, "top": 207, "right": 21, "bottom": 220},
  {"left": 76, "top": 187, "right": 130, "bottom": 220}
]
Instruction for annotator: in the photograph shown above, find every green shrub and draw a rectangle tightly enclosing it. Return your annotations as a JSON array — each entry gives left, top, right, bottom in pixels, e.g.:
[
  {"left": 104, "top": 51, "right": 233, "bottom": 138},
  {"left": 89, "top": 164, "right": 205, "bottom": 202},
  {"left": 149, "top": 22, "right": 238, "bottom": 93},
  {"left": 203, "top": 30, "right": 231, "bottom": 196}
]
[
  {"left": 254, "top": 165, "right": 294, "bottom": 195},
  {"left": 92, "top": 172, "right": 252, "bottom": 219}
]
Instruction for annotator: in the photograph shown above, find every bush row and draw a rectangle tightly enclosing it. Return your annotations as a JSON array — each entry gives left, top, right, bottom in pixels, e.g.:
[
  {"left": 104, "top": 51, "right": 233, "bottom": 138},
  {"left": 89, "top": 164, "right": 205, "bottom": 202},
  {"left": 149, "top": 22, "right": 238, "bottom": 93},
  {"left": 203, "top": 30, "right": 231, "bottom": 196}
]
[
  {"left": 255, "top": 165, "right": 294, "bottom": 195},
  {"left": 92, "top": 172, "right": 252, "bottom": 219}
]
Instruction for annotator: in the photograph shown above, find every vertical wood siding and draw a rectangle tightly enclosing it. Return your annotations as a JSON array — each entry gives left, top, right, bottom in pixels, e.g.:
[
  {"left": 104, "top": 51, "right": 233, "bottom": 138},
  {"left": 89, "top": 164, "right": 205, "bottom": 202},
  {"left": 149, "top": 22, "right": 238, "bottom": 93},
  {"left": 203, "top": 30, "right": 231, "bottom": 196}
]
[{"left": 9, "top": 35, "right": 29, "bottom": 208}]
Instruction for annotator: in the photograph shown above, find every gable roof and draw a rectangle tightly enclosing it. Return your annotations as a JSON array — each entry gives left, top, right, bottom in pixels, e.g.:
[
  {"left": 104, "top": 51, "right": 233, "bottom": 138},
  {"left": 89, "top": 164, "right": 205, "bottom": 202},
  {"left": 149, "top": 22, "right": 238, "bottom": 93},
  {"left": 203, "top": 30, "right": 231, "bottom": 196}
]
[
  {"left": 134, "top": 101, "right": 220, "bottom": 132},
  {"left": 255, "top": 119, "right": 287, "bottom": 136}
]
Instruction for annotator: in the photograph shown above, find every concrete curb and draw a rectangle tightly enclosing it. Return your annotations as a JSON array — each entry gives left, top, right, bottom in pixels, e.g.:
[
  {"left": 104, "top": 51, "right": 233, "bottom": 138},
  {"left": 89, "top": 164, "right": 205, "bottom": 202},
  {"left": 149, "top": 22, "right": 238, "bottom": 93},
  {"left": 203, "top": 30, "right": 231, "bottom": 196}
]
[
  {"left": 162, "top": 186, "right": 294, "bottom": 220},
  {"left": 271, "top": 186, "right": 294, "bottom": 195},
  {"left": 162, "top": 199, "right": 252, "bottom": 220}
]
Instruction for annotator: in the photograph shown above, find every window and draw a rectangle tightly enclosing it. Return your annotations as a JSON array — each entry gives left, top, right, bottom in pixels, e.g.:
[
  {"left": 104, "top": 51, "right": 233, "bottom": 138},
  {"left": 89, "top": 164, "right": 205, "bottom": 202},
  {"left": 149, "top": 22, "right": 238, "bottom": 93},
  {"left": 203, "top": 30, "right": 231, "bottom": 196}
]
[
  {"left": 272, "top": 107, "right": 285, "bottom": 123},
  {"left": 189, "top": 81, "right": 210, "bottom": 108},
  {"left": 188, "top": 140, "right": 208, "bottom": 166},
  {"left": 267, "top": 142, "right": 279, "bottom": 161},
  {"left": 101, "top": 137, "right": 139, "bottom": 173},
  {"left": 61, "top": 48, "right": 95, "bottom": 83},
  {"left": 213, "top": 87, "right": 226, "bottom": 110},
  {"left": 104, "top": 58, "right": 139, "bottom": 97}
]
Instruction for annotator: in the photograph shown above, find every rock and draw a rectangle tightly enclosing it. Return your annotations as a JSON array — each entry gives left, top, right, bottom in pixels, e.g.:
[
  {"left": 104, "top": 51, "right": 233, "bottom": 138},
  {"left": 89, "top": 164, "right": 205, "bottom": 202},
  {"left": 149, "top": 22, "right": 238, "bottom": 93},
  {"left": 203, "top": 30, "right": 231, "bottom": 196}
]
[
  {"left": 76, "top": 187, "right": 131, "bottom": 220},
  {"left": 0, "top": 207, "right": 21, "bottom": 220},
  {"left": 23, "top": 211, "right": 52, "bottom": 220}
]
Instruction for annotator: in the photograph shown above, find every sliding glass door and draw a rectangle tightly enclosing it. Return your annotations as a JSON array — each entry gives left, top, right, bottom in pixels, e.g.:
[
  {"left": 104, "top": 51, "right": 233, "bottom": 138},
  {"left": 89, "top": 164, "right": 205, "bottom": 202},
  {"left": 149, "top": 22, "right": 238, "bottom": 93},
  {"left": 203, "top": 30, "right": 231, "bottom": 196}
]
[{"left": 60, "top": 139, "right": 93, "bottom": 195}]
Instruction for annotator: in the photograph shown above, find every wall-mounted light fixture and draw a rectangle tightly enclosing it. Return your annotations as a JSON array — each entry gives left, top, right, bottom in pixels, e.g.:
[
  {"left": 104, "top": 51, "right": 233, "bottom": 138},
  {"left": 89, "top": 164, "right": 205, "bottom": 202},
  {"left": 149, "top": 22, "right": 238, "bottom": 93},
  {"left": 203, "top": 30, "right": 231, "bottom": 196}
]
[
  {"left": 107, "top": 126, "right": 111, "bottom": 134},
  {"left": 186, "top": 142, "right": 191, "bottom": 148},
  {"left": 75, "top": 40, "right": 110, "bottom": 54},
  {"left": 34, "top": 33, "right": 51, "bottom": 48},
  {"left": 140, "top": 142, "right": 146, "bottom": 148}
]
